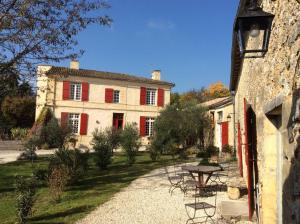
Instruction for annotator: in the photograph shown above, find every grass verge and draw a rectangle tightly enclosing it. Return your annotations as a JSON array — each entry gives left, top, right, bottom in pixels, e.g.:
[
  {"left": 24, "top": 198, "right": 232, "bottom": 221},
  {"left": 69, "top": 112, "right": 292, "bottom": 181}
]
[{"left": 0, "top": 151, "right": 188, "bottom": 224}]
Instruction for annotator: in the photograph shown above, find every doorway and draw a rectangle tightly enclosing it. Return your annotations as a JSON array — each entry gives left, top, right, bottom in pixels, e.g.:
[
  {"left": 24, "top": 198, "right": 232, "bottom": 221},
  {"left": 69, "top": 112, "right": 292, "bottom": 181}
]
[
  {"left": 244, "top": 99, "right": 259, "bottom": 221},
  {"left": 113, "top": 113, "right": 124, "bottom": 129}
]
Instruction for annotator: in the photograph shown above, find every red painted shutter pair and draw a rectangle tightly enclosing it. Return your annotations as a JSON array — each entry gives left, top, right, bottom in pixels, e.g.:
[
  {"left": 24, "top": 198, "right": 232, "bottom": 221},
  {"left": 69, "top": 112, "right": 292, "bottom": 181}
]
[
  {"left": 221, "top": 121, "right": 229, "bottom": 147},
  {"left": 105, "top": 88, "right": 114, "bottom": 103},
  {"left": 157, "top": 88, "right": 164, "bottom": 107},
  {"left": 140, "top": 87, "right": 146, "bottom": 105},
  {"left": 60, "top": 112, "right": 88, "bottom": 135},
  {"left": 140, "top": 116, "right": 146, "bottom": 136},
  {"left": 62, "top": 81, "right": 89, "bottom": 101}
]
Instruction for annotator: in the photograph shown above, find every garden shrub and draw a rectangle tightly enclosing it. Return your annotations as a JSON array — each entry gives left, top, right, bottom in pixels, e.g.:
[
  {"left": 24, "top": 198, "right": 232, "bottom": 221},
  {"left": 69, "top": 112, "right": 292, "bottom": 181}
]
[
  {"left": 91, "top": 128, "right": 113, "bottom": 169},
  {"left": 15, "top": 176, "right": 37, "bottom": 224},
  {"left": 17, "top": 136, "right": 39, "bottom": 161},
  {"left": 106, "top": 127, "right": 121, "bottom": 154},
  {"left": 120, "top": 123, "right": 140, "bottom": 165},
  {"left": 11, "top": 128, "right": 29, "bottom": 140},
  {"left": 49, "top": 147, "right": 89, "bottom": 184},
  {"left": 40, "top": 117, "right": 72, "bottom": 148},
  {"left": 147, "top": 143, "right": 160, "bottom": 162},
  {"left": 222, "top": 144, "right": 233, "bottom": 154},
  {"left": 206, "top": 145, "right": 219, "bottom": 157},
  {"left": 48, "top": 166, "right": 69, "bottom": 202},
  {"left": 33, "top": 168, "right": 48, "bottom": 182}
]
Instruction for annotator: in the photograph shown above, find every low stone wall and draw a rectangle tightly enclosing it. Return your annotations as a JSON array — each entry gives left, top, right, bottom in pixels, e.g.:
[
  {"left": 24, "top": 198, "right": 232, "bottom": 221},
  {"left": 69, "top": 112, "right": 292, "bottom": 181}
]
[{"left": 0, "top": 140, "right": 23, "bottom": 151}]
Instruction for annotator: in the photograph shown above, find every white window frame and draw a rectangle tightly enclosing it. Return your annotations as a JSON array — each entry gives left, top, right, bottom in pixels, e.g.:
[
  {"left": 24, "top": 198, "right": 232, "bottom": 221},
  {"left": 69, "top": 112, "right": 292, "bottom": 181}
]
[
  {"left": 145, "top": 117, "right": 155, "bottom": 136},
  {"left": 70, "top": 82, "right": 82, "bottom": 101},
  {"left": 68, "top": 113, "right": 80, "bottom": 134},
  {"left": 146, "top": 88, "right": 156, "bottom": 105},
  {"left": 217, "top": 111, "right": 223, "bottom": 123},
  {"left": 113, "top": 90, "right": 120, "bottom": 103}
]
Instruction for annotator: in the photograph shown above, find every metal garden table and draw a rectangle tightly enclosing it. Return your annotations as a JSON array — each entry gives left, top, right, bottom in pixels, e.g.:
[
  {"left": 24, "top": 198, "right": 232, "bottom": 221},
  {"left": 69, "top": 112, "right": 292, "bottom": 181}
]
[{"left": 182, "top": 165, "right": 222, "bottom": 187}]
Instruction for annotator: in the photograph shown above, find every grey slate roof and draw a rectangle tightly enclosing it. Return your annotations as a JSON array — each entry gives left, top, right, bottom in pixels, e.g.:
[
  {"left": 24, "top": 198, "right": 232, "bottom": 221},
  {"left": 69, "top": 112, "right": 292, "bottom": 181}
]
[{"left": 46, "top": 66, "right": 175, "bottom": 87}]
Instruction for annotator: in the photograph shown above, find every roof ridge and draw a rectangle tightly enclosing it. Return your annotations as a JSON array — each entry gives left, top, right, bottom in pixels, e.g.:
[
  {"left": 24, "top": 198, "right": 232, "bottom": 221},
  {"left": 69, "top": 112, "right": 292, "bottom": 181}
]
[{"left": 46, "top": 66, "right": 175, "bottom": 87}]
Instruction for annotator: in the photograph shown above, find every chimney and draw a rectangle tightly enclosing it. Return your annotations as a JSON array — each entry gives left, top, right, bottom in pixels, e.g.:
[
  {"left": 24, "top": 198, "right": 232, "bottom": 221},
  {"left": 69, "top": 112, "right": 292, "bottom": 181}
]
[
  {"left": 70, "top": 60, "right": 79, "bottom": 70},
  {"left": 151, "top": 70, "right": 161, "bottom": 81}
]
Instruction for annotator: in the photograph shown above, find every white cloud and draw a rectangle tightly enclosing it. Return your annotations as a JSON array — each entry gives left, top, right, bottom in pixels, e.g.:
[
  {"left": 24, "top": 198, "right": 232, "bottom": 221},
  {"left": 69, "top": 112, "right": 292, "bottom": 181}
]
[{"left": 147, "top": 19, "right": 175, "bottom": 30}]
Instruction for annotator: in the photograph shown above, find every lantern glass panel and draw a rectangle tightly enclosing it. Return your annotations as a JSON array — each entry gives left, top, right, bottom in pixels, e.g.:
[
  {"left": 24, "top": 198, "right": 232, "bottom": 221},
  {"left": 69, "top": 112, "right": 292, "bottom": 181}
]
[{"left": 238, "top": 24, "right": 267, "bottom": 58}]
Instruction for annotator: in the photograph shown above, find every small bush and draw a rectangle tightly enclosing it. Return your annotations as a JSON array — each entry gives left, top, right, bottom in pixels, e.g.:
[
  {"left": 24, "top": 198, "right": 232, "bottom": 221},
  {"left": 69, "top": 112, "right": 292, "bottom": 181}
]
[
  {"left": 33, "top": 168, "right": 48, "bottom": 182},
  {"left": 91, "top": 129, "right": 113, "bottom": 169},
  {"left": 106, "top": 127, "right": 121, "bottom": 154},
  {"left": 15, "top": 176, "right": 37, "bottom": 224},
  {"left": 196, "top": 150, "right": 210, "bottom": 158},
  {"left": 49, "top": 147, "right": 89, "bottom": 184},
  {"left": 48, "top": 167, "right": 69, "bottom": 202},
  {"left": 11, "top": 128, "right": 29, "bottom": 140},
  {"left": 120, "top": 123, "right": 140, "bottom": 165},
  {"left": 18, "top": 136, "right": 39, "bottom": 161},
  {"left": 40, "top": 117, "right": 72, "bottom": 148},
  {"left": 147, "top": 144, "right": 160, "bottom": 161},
  {"left": 222, "top": 144, "right": 233, "bottom": 154},
  {"left": 206, "top": 145, "right": 219, "bottom": 157}
]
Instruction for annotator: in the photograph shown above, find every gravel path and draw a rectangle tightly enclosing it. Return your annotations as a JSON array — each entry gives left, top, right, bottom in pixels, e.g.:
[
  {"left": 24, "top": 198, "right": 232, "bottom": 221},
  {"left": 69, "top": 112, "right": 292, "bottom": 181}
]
[
  {"left": 76, "top": 165, "right": 230, "bottom": 224},
  {"left": 0, "top": 149, "right": 55, "bottom": 164}
]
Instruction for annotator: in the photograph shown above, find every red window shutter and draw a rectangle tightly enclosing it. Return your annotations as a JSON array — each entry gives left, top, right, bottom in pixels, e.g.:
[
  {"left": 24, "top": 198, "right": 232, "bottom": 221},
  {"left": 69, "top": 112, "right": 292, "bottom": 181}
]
[
  {"left": 157, "top": 88, "right": 164, "bottom": 107},
  {"left": 80, "top": 113, "right": 88, "bottom": 135},
  {"left": 61, "top": 112, "right": 69, "bottom": 129},
  {"left": 62, "top": 81, "right": 70, "bottom": 100},
  {"left": 105, "top": 88, "right": 114, "bottom": 103},
  {"left": 221, "top": 121, "right": 229, "bottom": 147},
  {"left": 140, "top": 87, "right": 146, "bottom": 105},
  {"left": 140, "top": 116, "right": 146, "bottom": 136},
  {"left": 82, "top": 82, "right": 89, "bottom": 101}
]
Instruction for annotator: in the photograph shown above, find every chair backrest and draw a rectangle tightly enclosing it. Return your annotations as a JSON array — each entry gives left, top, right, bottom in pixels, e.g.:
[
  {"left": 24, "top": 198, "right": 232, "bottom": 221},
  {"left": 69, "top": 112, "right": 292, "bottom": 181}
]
[{"left": 196, "top": 179, "right": 219, "bottom": 208}]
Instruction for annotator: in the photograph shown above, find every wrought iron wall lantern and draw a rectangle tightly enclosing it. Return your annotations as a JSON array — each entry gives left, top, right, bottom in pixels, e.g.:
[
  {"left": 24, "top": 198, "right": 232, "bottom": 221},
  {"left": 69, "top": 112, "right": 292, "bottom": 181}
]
[{"left": 234, "top": 0, "right": 274, "bottom": 58}]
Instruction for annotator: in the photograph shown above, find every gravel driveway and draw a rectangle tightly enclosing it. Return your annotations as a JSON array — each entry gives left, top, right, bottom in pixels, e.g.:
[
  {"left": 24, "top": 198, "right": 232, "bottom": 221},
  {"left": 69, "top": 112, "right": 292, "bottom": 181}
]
[
  {"left": 0, "top": 149, "right": 55, "bottom": 164},
  {"left": 76, "top": 165, "right": 230, "bottom": 224}
]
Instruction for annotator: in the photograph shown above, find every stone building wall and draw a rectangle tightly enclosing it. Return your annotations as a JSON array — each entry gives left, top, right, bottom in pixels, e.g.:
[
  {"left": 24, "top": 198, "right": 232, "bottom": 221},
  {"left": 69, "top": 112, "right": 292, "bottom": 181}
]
[{"left": 234, "top": 0, "right": 300, "bottom": 223}]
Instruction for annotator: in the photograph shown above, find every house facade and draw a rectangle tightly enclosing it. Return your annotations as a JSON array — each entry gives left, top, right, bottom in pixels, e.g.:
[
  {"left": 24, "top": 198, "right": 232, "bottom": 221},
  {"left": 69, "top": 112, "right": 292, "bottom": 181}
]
[
  {"left": 201, "top": 97, "right": 235, "bottom": 151},
  {"left": 35, "top": 61, "right": 174, "bottom": 148},
  {"left": 230, "top": 0, "right": 300, "bottom": 223}
]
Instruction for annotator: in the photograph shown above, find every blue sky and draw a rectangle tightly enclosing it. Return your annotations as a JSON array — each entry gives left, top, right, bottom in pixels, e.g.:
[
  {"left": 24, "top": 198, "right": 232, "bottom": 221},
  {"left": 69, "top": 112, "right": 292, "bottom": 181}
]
[{"left": 59, "top": 0, "right": 239, "bottom": 93}]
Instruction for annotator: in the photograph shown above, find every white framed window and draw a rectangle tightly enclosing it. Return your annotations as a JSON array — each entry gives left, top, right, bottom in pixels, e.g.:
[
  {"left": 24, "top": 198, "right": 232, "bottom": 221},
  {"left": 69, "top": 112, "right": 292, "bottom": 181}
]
[
  {"left": 70, "top": 83, "right": 82, "bottom": 100},
  {"left": 113, "top": 90, "right": 120, "bottom": 103},
  {"left": 217, "top": 111, "right": 223, "bottom": 123},
  {"left": 69, "top": 113, "right": 80, "bottom": 134},
  {"left": 146, "top": 89, "right": 156, "bottom": 105},
  {"left": 146, "top": 117, "right": 155, "bottom": 136}
]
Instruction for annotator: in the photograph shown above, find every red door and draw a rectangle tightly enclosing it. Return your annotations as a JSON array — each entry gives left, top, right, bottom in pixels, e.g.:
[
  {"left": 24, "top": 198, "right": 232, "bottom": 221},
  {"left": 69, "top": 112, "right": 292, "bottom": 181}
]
[
  {"left": 221, "top": 121, "right": 229, "bottom": 147},
  {"left": 113, "top": 113, "right": 124, "bottom": 129},
  {"left": 244, "top": 98, "right": 258, "bottom": 221}
]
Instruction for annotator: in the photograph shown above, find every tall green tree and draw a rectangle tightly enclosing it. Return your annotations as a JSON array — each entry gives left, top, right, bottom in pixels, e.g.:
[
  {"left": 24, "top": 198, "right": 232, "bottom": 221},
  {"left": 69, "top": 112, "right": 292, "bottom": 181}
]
[{"left": 152, "top": 101, "right": 210, "bottom": 156}]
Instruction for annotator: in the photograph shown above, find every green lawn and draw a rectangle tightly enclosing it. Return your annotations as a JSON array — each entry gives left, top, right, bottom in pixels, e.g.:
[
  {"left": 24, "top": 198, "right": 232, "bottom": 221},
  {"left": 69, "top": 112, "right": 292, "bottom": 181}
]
[{"left": 0, "top": 152, "right": 186, "bottom": 224}]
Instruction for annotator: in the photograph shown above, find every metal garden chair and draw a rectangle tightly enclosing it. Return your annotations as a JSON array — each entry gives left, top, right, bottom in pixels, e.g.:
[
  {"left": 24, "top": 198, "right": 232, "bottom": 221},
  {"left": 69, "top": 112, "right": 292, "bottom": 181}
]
[
  {"left": 184, "top": 179, "right": 219, "bottom": 224},
  {"left": 165, "top": 164, "right": 185, "bottom": 195}
]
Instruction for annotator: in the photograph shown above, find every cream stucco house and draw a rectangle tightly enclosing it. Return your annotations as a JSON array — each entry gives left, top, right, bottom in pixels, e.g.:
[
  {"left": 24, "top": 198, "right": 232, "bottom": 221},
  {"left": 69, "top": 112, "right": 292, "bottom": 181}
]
[
  {"left": 35, "top": 61, "right": 174, "bottom": 148},
  {"left": 201, "top": 97, "right": 234, "bottom": 151}
]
